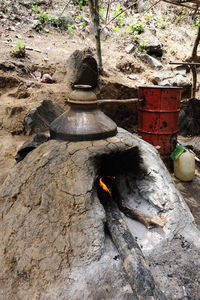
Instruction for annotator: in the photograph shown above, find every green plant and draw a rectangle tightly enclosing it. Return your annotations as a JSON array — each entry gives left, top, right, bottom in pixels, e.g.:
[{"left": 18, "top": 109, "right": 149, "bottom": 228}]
[
  {"left": 170, "top": 47, "right": 177, "bottom": 55},
  {"left": 173, "top": 6, "right": 186, "bottom": 24},
  {"left": 144, "top": 11, "right": 152, "bottom": 24},
  {"left": 111, "top": 3, "right": 125, "bottom": 27},
  {"left": 36, "top": 12, "right": 50, "bottom": 24},
  {"left": 138, "top": 39, "right": 147, "bottom": 53},
  {"left": 32, "top": 4, "right": 40, "bottom": 13},
  {"left": 10, "top": 40, "right": 26, "bottom": 58},
  {"left": 114, "top": 25, "right": 119, "bottom": 32},
  {"left": 194, "top": 17, "right": 200, "bottom": 31},
  {"left": 33, "top": 21, "right": 44, "bottom": 31},
  {"left": 70, "top": 80, "right": 75, "bottom": 87},
  {"left": 72, "top": 0, "right": 88, "bottom": 8},
  {"left": 67, "top": 24, "right": 73, "bottom": 35},
  {"left": 129, "top": 21, "right": 145, "bottom": 35},
  {"left": 157, "top": 16, "right": 166, "bottom": 29},
  {"left": 33, "top": 12, "right": 50, "bottom": 31},
  {"left": 51, "top": 15, "right": 69, "bottom": 29}
]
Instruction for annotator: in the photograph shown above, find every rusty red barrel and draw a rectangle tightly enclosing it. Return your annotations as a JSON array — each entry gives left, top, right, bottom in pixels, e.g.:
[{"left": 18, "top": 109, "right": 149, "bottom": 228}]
[{"left": 138, "top": 86, "right": 182, "bottom": 155}]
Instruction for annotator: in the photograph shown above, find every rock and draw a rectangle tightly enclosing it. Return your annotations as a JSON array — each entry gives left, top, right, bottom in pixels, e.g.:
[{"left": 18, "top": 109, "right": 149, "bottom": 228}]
[
  {"left": 66, "top": 49, "right": 98, "bottom": 88},
  {"left": 140, "top": 31, "right": 163, "bottom": 57},
  {"left": 0, "top": 61, "right": 15, "bottom": 71},
  {"left": 0, "top": 128, "right": 199, "bottom": 299},
  {"left": 24, "top": 99, "right": 64, "bottom": 135},
  {"left": 101, "top": 27, "right": 111, "bottom": 40},
  {"left": 125, "top": 44, "right": 135, "bottom": 54},
  {"left": 140, "top": 53, "right": 163, "bottom": 69},
  {"left": 179, "top": 98, "right": 200, "bottom": 136},
  {"left": 40, "top": 73, "right": 54, "bottom": 83},
  {"left": 15, "top": 133, "right": 49, "bottom": 162},
  {"left": 137, "top": 0, "right": 148, "bottom": 12},
  {"left": 151, "top": 70, "right": 191, "bottom": 88},
  {"left": 173, "top": 74, "right": 191, "bottom": 87}
]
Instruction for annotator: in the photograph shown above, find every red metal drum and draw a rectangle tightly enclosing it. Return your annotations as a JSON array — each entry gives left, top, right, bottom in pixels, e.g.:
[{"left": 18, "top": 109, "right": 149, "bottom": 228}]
[{"left": 138, "top": 86, "right": 182, "bottom": 155}]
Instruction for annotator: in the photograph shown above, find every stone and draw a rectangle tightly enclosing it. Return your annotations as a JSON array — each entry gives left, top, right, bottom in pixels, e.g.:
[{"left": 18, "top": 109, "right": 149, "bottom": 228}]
[
  {"left": 151, "top": 70, "right": 191, "bottom": 88},
  {"left": 0, "top": 128, "right": 199, "bottom": 299},
  {"left": 24, "top": 99, "right": 64, "bottom": 135},
  {"left": 137, "top": 0, "right": 148, "bottom": 12},
  {"left": 66, "top": 49, "right": 98, "bottom": 88},
  {"left": 140, "top": 53, "right": 163, "bottom": 69},
  {"left": 125, "top": 44, "right": 135, "bottom": 54},
  {"left": 179, "top": 98, "right": 200, "bottom": 136},
  {"left": 15, "top": 133, "right": 49, "bottom": 162},
  {"left": 140, "top": 31, "right": 163, "bottom": 57}
]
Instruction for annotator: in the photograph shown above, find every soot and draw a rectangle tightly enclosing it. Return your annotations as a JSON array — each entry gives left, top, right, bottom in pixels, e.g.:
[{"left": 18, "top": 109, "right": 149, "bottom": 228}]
[{"left": 95, "top": 146, "right": 144, "bottom": 178}]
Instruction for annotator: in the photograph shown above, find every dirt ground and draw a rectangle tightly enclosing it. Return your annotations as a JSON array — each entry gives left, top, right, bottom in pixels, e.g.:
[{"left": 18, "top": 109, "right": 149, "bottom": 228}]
[{"left": 1, "top": 1, "right": 200, "bottom": 299}]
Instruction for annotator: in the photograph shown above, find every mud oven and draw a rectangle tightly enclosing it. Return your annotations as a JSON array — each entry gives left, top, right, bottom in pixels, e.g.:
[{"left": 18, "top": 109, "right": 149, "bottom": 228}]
[{"left": 0, "top": 85, "right": 199, "bottom": 300}]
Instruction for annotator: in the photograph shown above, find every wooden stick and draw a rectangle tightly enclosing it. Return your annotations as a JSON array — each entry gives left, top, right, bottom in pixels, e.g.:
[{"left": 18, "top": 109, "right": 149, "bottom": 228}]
[
  {"left": 169, "top": 62, "right": 200, "bottom": 65},
  {"left": 103, "top": 197, "right": 168, "bottom": 300},
  {"left": 191, "top": 65, "right": 197, "bottom": 97},
  {"left": 162, "top": 0, "right": 196, "bottom": 10},
  {"left": 98, "top": 98, "right": 138, "bottom": 105}
]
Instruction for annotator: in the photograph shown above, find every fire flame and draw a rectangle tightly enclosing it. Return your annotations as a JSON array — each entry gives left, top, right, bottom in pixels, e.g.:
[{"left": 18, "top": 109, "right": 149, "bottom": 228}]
[{"left": 99, "top": 177, "right": 112, "bottom": 197}]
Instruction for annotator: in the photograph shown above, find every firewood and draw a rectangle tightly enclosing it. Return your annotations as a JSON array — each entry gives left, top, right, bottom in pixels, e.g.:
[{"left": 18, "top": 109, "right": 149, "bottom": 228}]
[
  {"left": 104, "top": 176, "right": 165, "bottom": 229},
  {"left": 102, "top": 197, "right": 168, "bottom": 300}
]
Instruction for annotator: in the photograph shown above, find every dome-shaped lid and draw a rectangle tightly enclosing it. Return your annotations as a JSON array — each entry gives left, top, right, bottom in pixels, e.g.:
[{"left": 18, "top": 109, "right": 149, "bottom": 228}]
[{"left": 68, "top": 85, "right": 98, "bottom": 104}]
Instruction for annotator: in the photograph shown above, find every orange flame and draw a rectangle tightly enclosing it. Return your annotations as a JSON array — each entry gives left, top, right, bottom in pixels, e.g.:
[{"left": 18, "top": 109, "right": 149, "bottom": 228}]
[{"left": 99, "top": 177, "right": 112, "bottom": 197}]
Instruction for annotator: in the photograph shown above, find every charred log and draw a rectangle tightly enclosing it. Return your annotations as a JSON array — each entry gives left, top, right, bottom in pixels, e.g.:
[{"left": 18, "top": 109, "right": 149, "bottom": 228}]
[
  {"left": 101, "top": 176, "right": 165, "bottom": 229},
  {"left": 99, "top": 191, "right": 168, "bottom": 300}
]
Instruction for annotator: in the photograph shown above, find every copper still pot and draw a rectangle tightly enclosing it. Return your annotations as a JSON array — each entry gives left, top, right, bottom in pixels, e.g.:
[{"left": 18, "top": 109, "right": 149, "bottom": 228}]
[{"left": 50, "top": 85, "right": 117, "bottom": 141}]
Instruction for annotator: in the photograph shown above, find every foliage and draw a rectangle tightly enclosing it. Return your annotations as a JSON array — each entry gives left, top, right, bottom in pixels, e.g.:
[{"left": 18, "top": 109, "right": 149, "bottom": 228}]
[
  {"left": 72, "top": 0, "right": 88, "bottom": 8},
  {"left": 67, "top": 24, "right": 73, "bottom": 34},
  {"left": 194, "top": 17, "right": 200, "bottom": 31},
  {"left": 144, "top": 10, "right": 152, "bottom": 24},
  {"left": 36, "top": 12, "right": 50, "bottom": 24},
  {"left": 138, "top": 39, "right": 147, "bottom": 53},
  {"left": 113, "top": 4, "right": 125, "bottom": 27},
  {"left": 33, "top": 10, "right": 73, "bottom": 33},
  {"left": 51, "top": 15, "right": 69, "bottom": 29},
  {"left": 157, "top": 16, "right": 166, "bottom": 29},
  {"left": 173, "top": 6, "right": 186, "bottom": 25},
  {"left": 129, "top": 21, "right": 145, "bottom": 35},
  {"left": 32, "top": 4, "right": 40, "bottom": 13},
  {"left": 10, "top": 40, "right": 26, "bottom": 58},
  {"left": 170, "top": 47, "right": 177, "bottom": 55}
]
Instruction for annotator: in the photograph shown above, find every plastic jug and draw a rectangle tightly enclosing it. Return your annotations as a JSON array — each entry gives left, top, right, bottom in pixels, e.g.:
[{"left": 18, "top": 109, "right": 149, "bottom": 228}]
[{"left": 172, "top": 148, "right": 195, "bottom": 181}]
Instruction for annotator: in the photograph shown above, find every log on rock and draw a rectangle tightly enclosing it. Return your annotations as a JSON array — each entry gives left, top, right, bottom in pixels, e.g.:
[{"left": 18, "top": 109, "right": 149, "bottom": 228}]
[{"left": 103, "top": 198, "right": 168, "bottom": 300}]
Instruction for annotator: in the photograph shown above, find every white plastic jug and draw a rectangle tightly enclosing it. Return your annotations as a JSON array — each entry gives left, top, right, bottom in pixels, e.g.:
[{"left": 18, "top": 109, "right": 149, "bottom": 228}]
[{"left": 174, "top": 150, "right": 195, "bottom": 181}]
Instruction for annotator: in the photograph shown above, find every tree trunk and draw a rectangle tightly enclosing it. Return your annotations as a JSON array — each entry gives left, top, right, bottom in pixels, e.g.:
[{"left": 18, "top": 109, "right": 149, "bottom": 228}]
[
  {"left": 191, "top": 25, "right": 200, "bottom": 60},
  {"left": 88, "top": 0, "right": 103, "bottom": 73},
  {"left": 191, "top": 65, "right": 197, "bottom": 98}
]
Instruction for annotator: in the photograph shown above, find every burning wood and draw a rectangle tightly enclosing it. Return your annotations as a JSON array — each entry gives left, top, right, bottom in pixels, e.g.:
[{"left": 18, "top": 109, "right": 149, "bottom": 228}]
[
  {"left": 98, "top": 179, "right": 168, "bottom": 300},
  {"left": 98, "top": 176, "right": 165, "bottom": 229}
]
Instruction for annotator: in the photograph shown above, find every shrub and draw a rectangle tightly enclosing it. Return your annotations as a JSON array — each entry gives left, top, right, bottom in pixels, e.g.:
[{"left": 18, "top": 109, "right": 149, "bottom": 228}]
[
  {"left": 129, "top": 21, "right": 145, "bottom": 35},
  {"left": 10, "top": 40, "right": 26, "bottom": 58}
]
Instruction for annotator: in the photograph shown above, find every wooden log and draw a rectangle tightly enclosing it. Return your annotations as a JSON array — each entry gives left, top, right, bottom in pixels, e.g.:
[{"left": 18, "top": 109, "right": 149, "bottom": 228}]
[
  {"left": 104, "top": 177, "right": 165, "bottom": 229},
  {"left": 102, "top": 197, "right": 168, "bottom": 300}
]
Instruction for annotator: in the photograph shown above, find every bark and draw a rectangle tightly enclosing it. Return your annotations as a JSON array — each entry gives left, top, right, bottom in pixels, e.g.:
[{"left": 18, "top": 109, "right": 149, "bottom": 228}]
[
  {"left": 191, "top": 65, "right": 197, "bottom": 98},
  {"left": 191, "top": 25, "right": 200, "bottom": 60},
  {"left": 88, "top": 0, "right": 103, "bottom": 73},
  {"left": 103, "top": 197, "right": 168, "bottom": 300}
]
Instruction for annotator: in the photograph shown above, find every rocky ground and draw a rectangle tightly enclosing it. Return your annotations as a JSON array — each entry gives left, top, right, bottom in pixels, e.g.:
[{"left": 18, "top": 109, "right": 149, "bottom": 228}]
[{"left": 1, "top": 0, "right": 200, "bottom": 299}]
